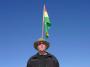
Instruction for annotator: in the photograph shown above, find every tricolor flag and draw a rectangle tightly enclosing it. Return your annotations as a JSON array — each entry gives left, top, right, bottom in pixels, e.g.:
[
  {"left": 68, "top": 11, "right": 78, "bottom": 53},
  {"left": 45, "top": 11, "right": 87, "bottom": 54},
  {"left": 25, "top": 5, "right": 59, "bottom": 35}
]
[{"left": 43, "top": 4, "right": 51, "bottom": 38}]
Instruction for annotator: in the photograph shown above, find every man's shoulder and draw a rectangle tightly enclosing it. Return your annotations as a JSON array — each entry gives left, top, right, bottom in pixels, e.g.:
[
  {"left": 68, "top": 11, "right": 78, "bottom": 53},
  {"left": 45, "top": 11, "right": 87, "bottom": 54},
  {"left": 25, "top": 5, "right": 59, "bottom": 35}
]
[
  {"left": 47, "top": 53, "right": 55, "bottom": 58},
  {"left": 28, "top": 53, "right": 39, "bottom": 62},
  {"left": 47, "top": 53, "right": 58, "bottom": 60}
]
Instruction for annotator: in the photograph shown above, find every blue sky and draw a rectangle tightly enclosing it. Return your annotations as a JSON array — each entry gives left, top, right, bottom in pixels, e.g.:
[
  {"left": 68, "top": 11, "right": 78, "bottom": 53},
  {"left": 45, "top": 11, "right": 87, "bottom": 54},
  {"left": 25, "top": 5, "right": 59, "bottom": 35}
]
[{"left": 0, "top": 0, "right": 90, "bottom": 67}]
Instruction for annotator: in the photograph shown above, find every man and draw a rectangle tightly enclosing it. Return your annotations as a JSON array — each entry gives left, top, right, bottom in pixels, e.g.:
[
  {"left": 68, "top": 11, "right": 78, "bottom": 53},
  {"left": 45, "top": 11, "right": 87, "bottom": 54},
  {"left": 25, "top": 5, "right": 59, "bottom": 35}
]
[{"left": 27, "top": 38, "right": 59, "bottom": 67}]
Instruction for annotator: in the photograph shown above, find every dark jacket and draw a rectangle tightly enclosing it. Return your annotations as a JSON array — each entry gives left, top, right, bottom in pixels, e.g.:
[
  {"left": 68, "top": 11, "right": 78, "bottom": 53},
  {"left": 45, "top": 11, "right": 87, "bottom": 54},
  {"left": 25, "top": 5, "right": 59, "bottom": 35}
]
[{"left": 27, "top": 52, "right": 59, "bottom": 67}]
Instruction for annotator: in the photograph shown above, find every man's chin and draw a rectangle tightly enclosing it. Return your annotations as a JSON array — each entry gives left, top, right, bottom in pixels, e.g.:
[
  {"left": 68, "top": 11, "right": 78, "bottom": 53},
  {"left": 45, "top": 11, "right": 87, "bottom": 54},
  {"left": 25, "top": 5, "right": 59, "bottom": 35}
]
[{"left": 39, "top": 50, "right": 44, "bottom": 52}]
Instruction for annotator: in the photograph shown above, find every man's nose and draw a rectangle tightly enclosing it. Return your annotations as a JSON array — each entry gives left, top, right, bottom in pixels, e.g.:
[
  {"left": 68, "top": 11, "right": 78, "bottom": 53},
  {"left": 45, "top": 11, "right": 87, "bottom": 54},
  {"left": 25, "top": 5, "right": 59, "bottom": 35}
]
[{"left": 41, "top": 44, "right": 43, "bottom": 48}]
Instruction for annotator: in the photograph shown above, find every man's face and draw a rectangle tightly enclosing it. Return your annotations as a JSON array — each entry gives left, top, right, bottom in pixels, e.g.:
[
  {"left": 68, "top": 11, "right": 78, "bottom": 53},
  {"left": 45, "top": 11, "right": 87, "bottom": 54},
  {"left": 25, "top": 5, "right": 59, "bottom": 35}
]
[{"left": 37, "top": 43, "right": 46, "bottom": 51}]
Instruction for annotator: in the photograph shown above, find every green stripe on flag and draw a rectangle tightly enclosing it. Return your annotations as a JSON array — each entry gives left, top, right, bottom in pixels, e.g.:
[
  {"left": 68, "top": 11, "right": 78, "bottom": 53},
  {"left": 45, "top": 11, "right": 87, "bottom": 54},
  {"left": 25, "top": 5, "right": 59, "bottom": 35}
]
[{"left": 44, "top": 17, "right": 51, "bottom": 38}]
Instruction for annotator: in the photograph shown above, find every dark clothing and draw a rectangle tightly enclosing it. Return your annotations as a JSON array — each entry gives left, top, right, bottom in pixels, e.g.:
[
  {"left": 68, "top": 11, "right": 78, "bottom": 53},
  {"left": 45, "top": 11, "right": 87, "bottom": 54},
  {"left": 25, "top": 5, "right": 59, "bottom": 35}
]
[{"left": 27, "top": 52, "right": 59, "bottom": 67}]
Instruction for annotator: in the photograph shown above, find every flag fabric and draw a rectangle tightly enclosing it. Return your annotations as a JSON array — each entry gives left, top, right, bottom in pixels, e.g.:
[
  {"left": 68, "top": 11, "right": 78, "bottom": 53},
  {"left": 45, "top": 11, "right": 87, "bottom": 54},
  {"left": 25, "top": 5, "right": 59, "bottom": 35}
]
[{"left": 43, "top": 4, "right": 51, "bottom": 38}]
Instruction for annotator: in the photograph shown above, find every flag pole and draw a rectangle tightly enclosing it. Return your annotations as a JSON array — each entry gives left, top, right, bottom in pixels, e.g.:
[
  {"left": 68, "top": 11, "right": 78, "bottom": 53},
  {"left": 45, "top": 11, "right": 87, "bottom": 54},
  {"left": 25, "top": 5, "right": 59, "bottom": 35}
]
[
  {"left": 42, "top": 0, "right": 46, "bottom": 38},
  {"left": 41, "top": 5, "right": 44, "bottom": 38}
]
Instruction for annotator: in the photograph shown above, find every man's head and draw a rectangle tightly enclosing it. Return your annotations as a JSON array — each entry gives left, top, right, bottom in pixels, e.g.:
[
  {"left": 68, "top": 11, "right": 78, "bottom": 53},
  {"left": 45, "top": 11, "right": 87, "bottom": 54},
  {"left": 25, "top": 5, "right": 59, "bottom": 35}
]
[
  {"left": 34, "top": 38, "right": 49, "bottom": 51},
  {"left": 37, "top": 43, "right": 47, "bottom": 51}
]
